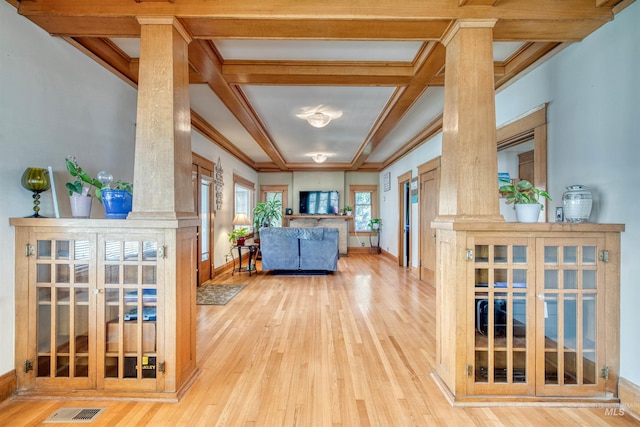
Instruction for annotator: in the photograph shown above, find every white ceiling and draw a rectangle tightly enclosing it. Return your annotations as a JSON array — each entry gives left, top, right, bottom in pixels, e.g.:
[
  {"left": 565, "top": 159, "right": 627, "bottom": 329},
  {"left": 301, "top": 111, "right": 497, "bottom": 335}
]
[{"left": 110, "top": 38, "right": 526, "bottom": 169}]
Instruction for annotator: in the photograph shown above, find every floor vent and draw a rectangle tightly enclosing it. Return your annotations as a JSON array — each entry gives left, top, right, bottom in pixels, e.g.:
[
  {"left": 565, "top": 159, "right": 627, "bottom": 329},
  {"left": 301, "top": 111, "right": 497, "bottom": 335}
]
[{"left": 44, "top": 408, "right": 105, "bottom": 424}]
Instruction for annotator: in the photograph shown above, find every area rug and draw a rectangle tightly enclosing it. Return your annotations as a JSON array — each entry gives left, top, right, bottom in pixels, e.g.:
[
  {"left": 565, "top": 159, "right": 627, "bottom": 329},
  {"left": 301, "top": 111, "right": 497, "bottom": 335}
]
[{"left": 196, "top": 284, "right": 246, "bottom": 305}]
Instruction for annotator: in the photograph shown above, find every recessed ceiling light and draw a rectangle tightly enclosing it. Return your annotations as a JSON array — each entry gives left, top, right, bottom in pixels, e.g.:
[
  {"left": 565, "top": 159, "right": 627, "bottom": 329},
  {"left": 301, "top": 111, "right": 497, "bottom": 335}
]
[
  {"left": 311, "top": 154, "right": 328, "bottom": 163},
  {"left": 296, "top": 106, "right": 343, "bottom": 128}
]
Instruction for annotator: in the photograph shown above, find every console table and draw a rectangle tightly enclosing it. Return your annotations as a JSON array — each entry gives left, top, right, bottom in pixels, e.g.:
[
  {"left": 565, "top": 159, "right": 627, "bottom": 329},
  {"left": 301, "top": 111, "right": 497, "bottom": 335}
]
[
  {"left": 284, "top": 215, "right": 352, "bottom": 255},
  {"left": 232, "top": 244, "right": 258, "bottom": 276}
]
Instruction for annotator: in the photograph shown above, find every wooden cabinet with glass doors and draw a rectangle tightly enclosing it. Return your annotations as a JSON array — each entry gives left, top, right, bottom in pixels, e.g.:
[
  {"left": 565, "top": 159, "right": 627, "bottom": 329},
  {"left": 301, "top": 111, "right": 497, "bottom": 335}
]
[
  {"left": 434, "top": 223, "right": 623, "bottom": 404},
  {"left": 12, "top": 218, "right": 197, "bottom": 399}
]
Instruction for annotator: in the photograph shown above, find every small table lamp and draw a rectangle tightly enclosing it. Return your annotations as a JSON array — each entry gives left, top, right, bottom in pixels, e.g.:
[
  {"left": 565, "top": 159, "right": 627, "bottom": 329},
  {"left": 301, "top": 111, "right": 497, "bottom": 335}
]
[{"left": 232, "top": 213, "right": 251, "bottom": 245}]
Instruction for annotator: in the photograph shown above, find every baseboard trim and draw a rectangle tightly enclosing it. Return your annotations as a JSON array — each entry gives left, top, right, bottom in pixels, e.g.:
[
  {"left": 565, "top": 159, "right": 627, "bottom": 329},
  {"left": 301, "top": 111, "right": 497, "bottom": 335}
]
[
  {"left": 619, "top": 377, "right": 640, "bottom": 420},
  {"left": 0, "top": 369, "right": 16, "bottom": 403}
]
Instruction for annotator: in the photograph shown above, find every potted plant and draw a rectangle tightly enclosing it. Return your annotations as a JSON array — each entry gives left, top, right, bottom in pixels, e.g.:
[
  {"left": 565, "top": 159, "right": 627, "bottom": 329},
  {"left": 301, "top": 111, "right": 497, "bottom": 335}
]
[
  {"left": 99, "top": 178, "right": 134, "bottom": 219},
  {"left": 342, "top": 205, "right": 353, "bottom": 216},
  {"left": 65, "top": 156, "right": 104, "bottom": 218},
  {"left": 368, "top": 217, "right": 382, "bottom": 232},
  {"left": 253, "top": 195, "right": 283, "bottom": 233},
  {"left": 229, "top": 227, "right": 249, "bottom": 246},
  {"left": 499, "top": 179, "right": 551, "bottom": 223}
]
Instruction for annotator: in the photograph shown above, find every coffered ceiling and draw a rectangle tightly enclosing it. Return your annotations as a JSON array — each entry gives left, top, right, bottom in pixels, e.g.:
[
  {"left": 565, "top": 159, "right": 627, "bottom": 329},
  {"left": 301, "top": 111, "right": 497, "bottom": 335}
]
[{"left": 7, "top": 0, "right": 633, "bottom": 172}]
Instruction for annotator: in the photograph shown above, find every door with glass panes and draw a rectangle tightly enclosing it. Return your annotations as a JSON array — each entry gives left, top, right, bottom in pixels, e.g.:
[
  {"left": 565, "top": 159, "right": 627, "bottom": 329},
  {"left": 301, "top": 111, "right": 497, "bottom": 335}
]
[{"left": 468, "top": 236, "right": 606, "bottom": 397}]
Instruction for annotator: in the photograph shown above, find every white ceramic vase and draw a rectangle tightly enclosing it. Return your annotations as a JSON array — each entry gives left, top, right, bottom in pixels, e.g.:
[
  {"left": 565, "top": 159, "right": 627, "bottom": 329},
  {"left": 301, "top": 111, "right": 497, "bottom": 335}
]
[{"left": 515, "top": 203, "right": 541, "bottom": 223}]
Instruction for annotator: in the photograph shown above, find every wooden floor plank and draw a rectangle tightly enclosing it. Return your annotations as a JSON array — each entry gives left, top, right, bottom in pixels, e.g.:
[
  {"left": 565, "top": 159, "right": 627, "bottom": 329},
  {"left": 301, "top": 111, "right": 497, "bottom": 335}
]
[{"left": 0, "top": 254, "right": 638, "bottom": 426}]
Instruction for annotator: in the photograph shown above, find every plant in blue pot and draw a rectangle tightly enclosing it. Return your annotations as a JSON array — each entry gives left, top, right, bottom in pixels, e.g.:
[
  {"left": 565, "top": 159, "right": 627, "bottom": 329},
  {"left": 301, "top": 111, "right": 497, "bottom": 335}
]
[{"left": 96, "top": 171, "right": 133, "bottom": 219}]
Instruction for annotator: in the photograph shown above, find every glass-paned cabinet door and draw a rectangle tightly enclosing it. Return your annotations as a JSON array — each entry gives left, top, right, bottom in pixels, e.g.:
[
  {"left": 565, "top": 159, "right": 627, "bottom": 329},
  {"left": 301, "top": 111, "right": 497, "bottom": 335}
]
[
  {"left": 97, "top": 234, "right": 163, "bottom": 390},
  {"left": 536, "top": 238, "right": 605, "bottom": 396},
  {"left": 469, "top": 237, "right": 535, "bottom": 395},
  {"left": 31, "top": 234, "right": 96, "bottom": 389}
]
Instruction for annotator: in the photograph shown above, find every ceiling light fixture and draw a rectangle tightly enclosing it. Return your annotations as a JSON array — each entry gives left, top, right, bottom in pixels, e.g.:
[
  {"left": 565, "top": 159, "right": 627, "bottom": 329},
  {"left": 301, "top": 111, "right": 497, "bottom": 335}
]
[
  {"left": 296, "top": 107, "right": 343, "bottom": 128},
  {"left": 311, "top": 154, "right": 328, "bottom": 163}
]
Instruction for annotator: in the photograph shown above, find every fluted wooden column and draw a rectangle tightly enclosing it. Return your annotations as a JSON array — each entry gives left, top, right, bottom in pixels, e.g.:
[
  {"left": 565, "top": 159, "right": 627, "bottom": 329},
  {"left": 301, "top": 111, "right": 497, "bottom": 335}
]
[
  {"left": 437, "top": 20, "right": 502, "bottom": 222},
  {"left": 129, "top": 17, "right": 195, "bottom": 220}
]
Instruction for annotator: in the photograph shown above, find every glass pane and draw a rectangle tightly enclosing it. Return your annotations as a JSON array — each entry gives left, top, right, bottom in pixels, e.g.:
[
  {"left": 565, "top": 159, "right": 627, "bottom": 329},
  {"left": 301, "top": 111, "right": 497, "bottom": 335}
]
[
  {"left": 582, "top": 246, "right": 597, "bottom": 265},
  {"left": 475, "top": 245, "right": 489, "bottom": 262},
  {"left": 57, "top": 288, "right": 70, "bottom": 303},
  {"left": 354, "top": 204, "right": 371, "bottom": 232},
  {"left": 563, "top": 246, "right": 577, "bottom": 264},
  {"left": 494, "top": 294, "right": 507, "bottom": 339},
  {"left": 37, "top": 304, "right": 51, "bottom": 353},
  {"left": 37, "top": 356, "right": 50, "bottom": 377},
  {"left": 124, "top": 241, "right": 139, "bottom": 261},
  {"left": 105, "top": 241, "right": 121, "bottom": 261},
  {"left": 476, "top": 297, "right": 490, "bottom": 337},
  {"left": 513, "top": 245, "right": 527, "bottom": 263},
  {"left": 74, "top": 241, "right": 90, "bottom": 260},
  {"left": 564, "top": 294, "right": 577, "bottom": 350},
  {"left": 564, "top": 352, "right": 577, "bottom": 384},
  {"left": 563, "top": 269, "right": 577, "bottom": 289},
  {"left": 475, "top": 351, "right": 488, "bottom": 383},
  {"left": 105, "top": 265, "right": 119, "bottom": 284},
  {"left": 355, "top": 192, "right": 371, "bottom": 204},
  {"left": 142, "top": 266, "right": 156, "bottom": 285},
  {"left": 141, "top": 356, "right": 157, "bottom": 379},
  {"left": 55, "top": 264, "right": 70, "bottom": 283},
  {"left": 544, "top": 246, "right": 558, "bottom": 265},
  {"left": 56, "top": 356, "right": 70, "bottom": 377},
  {"left": 494, "top": 269, "right": 507, "bottom": 288},
  {"left": 75, "top": 356, "right": 89, "bottom": 378},
  {"left": 124, "top": 356, "right": 137, "bottom": 378},
  {"left": 513, "top": 269, "right": 527, "bottom": 289},
  {"left": 36, "top": 264, "right": 51, "bottom": 283},
  {"left": 56, "top": 240, "right": 70, "bottom": 259},
  {"left": 105, "top": 356, "right": 118, "bottom": 378},
  {"left": 513, "top": 293, "right": 527, "bottom": 346},
  {"left": 74, "top": 264, "right": 89, "bottom": 284},
  {"left": 545, "top": 352, "right": 558, "bottom": 384},
  {"left": 494, "top": 245, "right": 508, "bottom": 263},
  {"left": 494, "top": 351, "right": 507, "bottom": 383},
  {"left": 38, "top": 287, "right": 51, "bottom": 303},
  {"left": 583, "top": 270, "right": 597, "bottom": 289},
  {"left": 124, "top": 265, "right": 138, "bottom": 284},
  {"left": 475, "top": 269, "right": 488, "bottom": 287},
  {"left": 544, "top": 294, "right": 558, "bottom": 345},
  {"left": 544, "top": 269, "right": 558, "bottom": 289},
  {"left": 105, "top": 288, "right": 119, "bottom": 305},
  {"left": 37, "top": 240, "right": 52, "bottom": 259},
  {"left": 583, "top": 296, "right": 597, "bottom": 385},
  {"left": 143, "top": 241, "right": 157, "bottom": 261},
  {"left": 75, "top": 303, "right": 89, "bottom": 354},
  {"left": 513, "top": 351, "right": 526, "bottom": 383},
  {"left": 201, "top": 180, "right": 210, "bottom": 258}
]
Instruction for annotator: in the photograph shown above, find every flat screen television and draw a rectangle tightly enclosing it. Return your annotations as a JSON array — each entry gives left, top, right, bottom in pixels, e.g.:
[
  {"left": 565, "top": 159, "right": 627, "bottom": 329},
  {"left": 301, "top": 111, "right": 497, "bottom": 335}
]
[{"left": 299, "top": 190, "right": 339, "bottom": 215}]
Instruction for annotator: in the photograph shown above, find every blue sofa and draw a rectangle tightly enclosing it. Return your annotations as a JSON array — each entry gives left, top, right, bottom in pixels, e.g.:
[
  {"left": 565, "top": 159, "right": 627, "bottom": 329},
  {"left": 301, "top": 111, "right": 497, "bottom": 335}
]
[{"left": 260, "top": 227, "right": 339, "bottom": 272}]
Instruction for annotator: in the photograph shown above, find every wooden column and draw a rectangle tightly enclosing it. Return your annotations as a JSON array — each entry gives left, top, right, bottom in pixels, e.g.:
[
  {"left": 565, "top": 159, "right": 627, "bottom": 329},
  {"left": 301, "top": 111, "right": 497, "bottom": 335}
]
[
  {"left": 433, "top": 20, "right": 501, "bottom": 398},
  {"left": 129, "top": 17, "right": 195, "bottom": 220},
  {"left": 437, "top": 20, "right": 502, "bottom": 222}
]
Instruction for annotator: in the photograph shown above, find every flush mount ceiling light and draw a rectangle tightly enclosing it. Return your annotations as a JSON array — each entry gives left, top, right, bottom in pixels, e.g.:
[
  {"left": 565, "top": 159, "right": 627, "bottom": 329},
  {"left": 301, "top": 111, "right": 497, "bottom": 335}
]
[
  {"left": 311, "top": 154, "right": 328, "bottom": 163},
  {"left": 296, "top": 106, "right": 343, "bottom": 128}
]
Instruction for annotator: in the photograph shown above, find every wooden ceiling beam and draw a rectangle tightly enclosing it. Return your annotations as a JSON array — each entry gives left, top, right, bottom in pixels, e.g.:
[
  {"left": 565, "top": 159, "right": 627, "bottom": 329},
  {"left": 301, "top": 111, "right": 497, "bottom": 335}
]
[
  {"left": 189, "top": 40, "right": 288, "bottom": 170},
  {"left": 222, "top": 61, "right": 414, "bottom": 86},
  {"left": 65, "top": 37, "right": 138, "bottom": 85}
]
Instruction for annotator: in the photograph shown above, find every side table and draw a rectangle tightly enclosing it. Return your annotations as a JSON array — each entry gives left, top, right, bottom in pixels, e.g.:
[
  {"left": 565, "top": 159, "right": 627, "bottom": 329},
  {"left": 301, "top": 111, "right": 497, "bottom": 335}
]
[{"left": 232, "top": 244, "right": 258, "bottom": 276}]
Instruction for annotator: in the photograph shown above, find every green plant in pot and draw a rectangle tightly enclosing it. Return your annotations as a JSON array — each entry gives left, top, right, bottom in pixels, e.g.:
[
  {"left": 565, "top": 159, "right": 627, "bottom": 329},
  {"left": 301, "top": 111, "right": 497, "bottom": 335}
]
[
  {"left": 499, "top": 179, "right": 551, "bottom": 223},
  {"left": 229, "top": 227, "right": 249, "bottom": 246},
  {"left": 65, "top": 156, "right": 104, "bottom": 218},
  {"left": 96, "top": 171, "right": 133, "bottom": 219},
  {"left": 253, "top": 195, "right": 283, "bottom": 237},
  {"left": 368, "top": 217, "right": 382, "bottom": 233},
  {"left": 342, "top": 205, "right": 353, "bottom": 216}
]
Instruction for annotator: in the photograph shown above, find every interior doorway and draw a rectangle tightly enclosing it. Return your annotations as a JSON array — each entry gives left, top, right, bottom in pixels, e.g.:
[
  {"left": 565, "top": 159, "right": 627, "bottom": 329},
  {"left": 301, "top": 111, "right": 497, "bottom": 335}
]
[
  {"left": 397, "top": 171, "right": 412, "bottom": 268},
  {"left": 193, "top": 153, "right": 215, "bottom": 286}
]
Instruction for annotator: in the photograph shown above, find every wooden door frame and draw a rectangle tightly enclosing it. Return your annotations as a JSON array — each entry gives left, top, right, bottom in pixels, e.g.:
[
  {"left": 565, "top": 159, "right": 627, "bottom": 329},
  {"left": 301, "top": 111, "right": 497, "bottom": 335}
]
[
  {"left": 418, "top": 156, "right": 441, "bottom": 283},
  {"left": 192, "top": 153, "right": 215, "bottom": 285},
  {"left": 397, "top": 171, "right": 412, "bottom": 267}
]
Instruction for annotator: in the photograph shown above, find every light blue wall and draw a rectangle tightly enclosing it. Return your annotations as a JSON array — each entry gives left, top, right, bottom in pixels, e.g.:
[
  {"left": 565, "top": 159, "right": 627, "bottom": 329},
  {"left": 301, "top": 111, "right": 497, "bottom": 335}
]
[{"left": 380, "top": 2, "right": 640, "bottom": 386}]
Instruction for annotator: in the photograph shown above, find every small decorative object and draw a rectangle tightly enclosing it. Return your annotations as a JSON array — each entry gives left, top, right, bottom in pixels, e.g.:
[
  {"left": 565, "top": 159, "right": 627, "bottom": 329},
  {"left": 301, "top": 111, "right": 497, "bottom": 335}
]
[
  {"left": 367, "top": 217, "right": 382, "bottom": 253},
  {"left": 21, "top": 167, "right": 51, "bottom": 217},
  {"left": 383, "top": 171, "right": 391, "bottom": 192},
  {"left": 499, "top": 179, "right": 552, "bottom": 223},
  {"left": 229, "top": 226, "right": 249, "bottom": 246},
  {"left": 214, "top": 157, "right": 224, "bottom": 211},
  {"left": 562, "top": 185, "right": 593, "bottom": 223},
  {"left": 65, "top": 156, "right": 103, "bottom": 218},
  {"left": 341, "top": 205, "right": 353, "bottom": 216},
  {"left": 368, "top": 217, "right": 382, "bottom": 232}
]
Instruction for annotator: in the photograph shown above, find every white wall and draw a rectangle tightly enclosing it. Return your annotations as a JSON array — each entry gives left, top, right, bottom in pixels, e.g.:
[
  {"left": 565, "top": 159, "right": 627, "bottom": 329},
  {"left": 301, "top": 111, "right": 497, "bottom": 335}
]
[{"left": 0, "top": 2, "right": 138, "bottom": 374}]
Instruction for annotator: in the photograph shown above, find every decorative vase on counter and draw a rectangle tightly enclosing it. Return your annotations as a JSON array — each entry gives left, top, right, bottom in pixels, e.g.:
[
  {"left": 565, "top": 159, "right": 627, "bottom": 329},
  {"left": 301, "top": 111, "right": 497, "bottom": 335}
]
[
  {"left": 69, "top": 193, "right": 92, "bottom": 218},
  {"left": 562, "top": 185, "right": 593, "bottom": 223},
  {"left": 515, "top": 203, "right": 541, "bottom": 223}
]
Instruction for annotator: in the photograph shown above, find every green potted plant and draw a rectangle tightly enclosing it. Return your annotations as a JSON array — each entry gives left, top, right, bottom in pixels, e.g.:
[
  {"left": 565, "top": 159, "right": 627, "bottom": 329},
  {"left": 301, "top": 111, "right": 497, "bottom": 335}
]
[
  {"left": 499, "top": 179, "right": 551, "bottom": 223},
  {"left": 253, "top": 195, "right": 283, "bottom": 233},
  {"left": 65, "top": 156, "right": 104, "bottom": 218},
  {"left": 368, "top": 217, "right": 382, "bottom": 233},
  {"left": 229, "top": 227, "right": 249, "bottom": 246},
  {"left": 342, "top": 205, "right": 353, "bottom": 216}
]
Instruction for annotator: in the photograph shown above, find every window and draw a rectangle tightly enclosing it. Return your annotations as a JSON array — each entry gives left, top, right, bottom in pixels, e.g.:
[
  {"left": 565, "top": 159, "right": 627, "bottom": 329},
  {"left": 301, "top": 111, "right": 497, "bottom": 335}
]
[
  {"left": 233, "top": 174, "right": 255, "bottom": 231},
  {"left": 260, "top": 185, "right": 288, "bottom": 228},
  {"left": 350, "top": 185, "right": 378, "bottom": 233}
]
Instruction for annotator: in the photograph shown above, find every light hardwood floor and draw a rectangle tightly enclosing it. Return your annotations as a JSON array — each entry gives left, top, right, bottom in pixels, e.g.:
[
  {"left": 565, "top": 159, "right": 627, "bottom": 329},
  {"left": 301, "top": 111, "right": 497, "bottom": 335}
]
[{"left": 0, "top": 254, "right": 638, "bottom": 426}]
